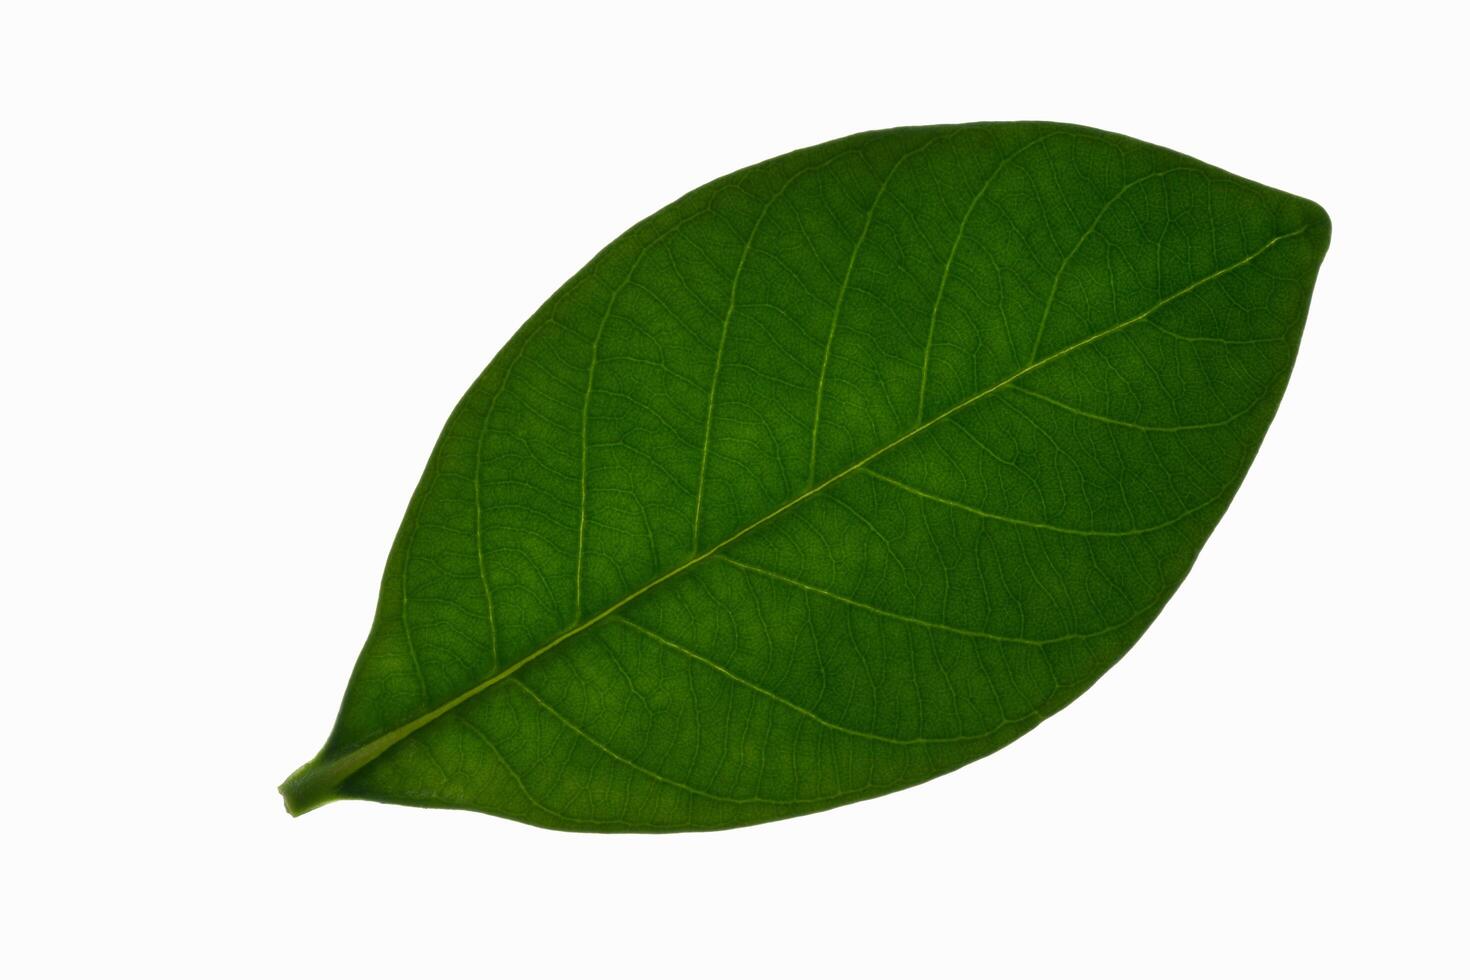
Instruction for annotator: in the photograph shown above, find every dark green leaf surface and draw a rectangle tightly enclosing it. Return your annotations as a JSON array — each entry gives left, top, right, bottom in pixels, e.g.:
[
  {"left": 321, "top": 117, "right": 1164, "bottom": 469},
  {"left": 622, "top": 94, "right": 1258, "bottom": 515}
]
[{"left": 281, "top": 122, "right": 1329, "bottom": 831}]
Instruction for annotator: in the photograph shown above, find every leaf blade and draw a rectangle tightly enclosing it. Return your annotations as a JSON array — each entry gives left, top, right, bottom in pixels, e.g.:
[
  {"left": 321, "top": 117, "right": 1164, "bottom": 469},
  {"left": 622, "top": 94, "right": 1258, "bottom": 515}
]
[{"left": 282, "top": 122, "right": 1329, "bottom": 830}]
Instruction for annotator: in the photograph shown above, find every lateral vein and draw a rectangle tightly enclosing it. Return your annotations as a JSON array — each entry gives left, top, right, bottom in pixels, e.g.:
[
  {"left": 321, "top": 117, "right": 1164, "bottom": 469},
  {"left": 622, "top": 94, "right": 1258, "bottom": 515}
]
[
  {"left": 615, "top": 615, "right": 982, "bottom": 745},
  {"left": 809, "top": 136, "right": 942, "bottom": 486}
]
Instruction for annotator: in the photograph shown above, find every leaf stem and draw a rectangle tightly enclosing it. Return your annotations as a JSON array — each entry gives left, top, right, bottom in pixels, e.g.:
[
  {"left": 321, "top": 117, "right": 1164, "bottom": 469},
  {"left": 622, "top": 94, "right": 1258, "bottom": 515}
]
[{"left": 279, "top": 755, "right": 341, "bottom": 816}]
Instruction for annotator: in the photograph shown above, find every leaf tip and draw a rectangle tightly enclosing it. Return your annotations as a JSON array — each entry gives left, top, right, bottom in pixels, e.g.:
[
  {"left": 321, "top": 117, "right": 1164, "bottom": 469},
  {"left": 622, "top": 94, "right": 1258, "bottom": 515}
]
[{"left": 1297, "top": 195, "right": 1332, "bottom": 258}]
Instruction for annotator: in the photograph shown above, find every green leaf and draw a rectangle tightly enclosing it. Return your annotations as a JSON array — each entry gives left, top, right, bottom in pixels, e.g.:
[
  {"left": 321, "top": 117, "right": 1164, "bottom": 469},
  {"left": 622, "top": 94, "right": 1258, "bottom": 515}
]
[{"left": 280, "top": 122, "right": 1329, "bottom": 831}]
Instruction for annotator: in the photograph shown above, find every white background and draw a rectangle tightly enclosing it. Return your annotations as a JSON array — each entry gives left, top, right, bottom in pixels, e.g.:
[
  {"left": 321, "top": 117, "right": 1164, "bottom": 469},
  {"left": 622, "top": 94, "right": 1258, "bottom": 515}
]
[{"left": 3, "top": 2, "right": 1465, "bottom": 976}]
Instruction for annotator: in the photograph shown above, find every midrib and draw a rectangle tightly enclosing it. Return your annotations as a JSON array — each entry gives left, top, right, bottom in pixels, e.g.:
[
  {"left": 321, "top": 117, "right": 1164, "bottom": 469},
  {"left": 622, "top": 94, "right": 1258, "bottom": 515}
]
[{"left": 279, "top": 226, "right": 1306, "bottom": 815}]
